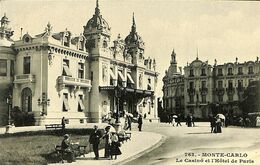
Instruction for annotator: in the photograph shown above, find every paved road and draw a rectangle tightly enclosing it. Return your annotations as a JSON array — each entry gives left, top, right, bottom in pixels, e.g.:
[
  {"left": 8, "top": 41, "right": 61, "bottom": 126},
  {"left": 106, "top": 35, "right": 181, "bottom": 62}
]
[{"left": 125, "top": 122, "right": 260, "bottom": 165}]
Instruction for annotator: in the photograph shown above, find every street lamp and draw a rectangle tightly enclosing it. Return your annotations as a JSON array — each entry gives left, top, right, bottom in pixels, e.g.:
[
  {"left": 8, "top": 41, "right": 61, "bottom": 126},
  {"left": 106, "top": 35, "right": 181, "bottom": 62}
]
[
  {"left": 38, "top": 92, "right": 50, "bottom": 116},
  {"left": 5, "top": 95, "right": 12, "bottom": 134}
]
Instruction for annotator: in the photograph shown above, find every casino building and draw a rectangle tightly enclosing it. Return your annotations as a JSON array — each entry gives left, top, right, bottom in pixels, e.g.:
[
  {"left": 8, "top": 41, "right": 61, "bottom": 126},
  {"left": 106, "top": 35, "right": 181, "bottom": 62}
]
[{"left": 0, "top": 1, "right": 159, "bottom": 126}]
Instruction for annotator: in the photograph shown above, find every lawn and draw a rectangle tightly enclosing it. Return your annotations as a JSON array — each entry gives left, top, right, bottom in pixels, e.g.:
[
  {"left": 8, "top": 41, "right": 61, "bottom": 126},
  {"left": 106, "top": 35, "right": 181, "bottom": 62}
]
[{"left": 0, "top": 129, "right": 105, "bottom": 165}]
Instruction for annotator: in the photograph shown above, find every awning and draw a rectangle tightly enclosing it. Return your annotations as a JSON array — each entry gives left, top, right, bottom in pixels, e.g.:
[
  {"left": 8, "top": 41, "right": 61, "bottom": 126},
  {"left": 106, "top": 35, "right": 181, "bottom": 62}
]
[
  {"left": 127, "top": 73, "right": 135, "bottom": 84},
  {"left": 109, "top": 69, "right": 116, "bottom": 80},
  {"left": 78, "top": 100, "right": 85, "bottom": 111},
  {"left": 63, "top": 64, "right": 72, "bottom": 77},
  {"left": 63, "top": 98, "right": 70, "bottom": 111},
  {"left": 99, "top": 86, "right": 154, "bottom": 96},
  {"left": 118, "top": 71, "right": 126, "bottom": 81}
]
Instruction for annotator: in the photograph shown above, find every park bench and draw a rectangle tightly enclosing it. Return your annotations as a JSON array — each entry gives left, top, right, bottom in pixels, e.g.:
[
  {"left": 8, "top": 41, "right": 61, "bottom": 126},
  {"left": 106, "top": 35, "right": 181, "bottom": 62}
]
[
  {"left": 55, "top": 144, "right": 87, "bottom": 163},
  {"left": 45, "top": 124, "right": 63, "bottom": 130}
]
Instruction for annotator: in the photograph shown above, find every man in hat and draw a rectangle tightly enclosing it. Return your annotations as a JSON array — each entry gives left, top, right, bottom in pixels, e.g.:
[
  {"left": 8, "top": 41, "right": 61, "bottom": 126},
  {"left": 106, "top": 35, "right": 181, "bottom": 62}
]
[
  {"left": 89, "top": 125, "right": 102, "bottom": 159},
  {"left": 61, "top": 134, "right": 75, "bottom": 162},
  {"left": 137, "top": 114, "right": 143, "bottom": 132}
]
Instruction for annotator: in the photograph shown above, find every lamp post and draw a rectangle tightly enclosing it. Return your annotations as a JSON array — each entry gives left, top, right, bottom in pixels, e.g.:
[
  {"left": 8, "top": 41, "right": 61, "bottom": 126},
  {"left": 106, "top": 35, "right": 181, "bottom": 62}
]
[
  {"left": 5, "top": 95, "right": 12, "bottom": 134},
  {"left": 38, "top": 92, "right": 50, "bottom": 116}
]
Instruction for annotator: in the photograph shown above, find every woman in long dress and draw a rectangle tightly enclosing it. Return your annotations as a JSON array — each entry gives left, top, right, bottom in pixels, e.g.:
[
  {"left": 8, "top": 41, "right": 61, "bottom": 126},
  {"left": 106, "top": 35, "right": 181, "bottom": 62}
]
[{"left": 110, "top": 132, "right": 122, "bottom": 160}]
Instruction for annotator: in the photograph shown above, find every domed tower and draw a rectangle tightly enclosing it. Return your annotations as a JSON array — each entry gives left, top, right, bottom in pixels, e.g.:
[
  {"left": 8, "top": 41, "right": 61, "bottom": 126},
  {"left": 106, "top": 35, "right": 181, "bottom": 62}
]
[
  {"left": 125, "top": 13, "right": 145, "bottom": 65},
  {"left": 83, "top": 0, "right": 111, "bottom": 55},
  {"left": 0, "top": 13, "right": 14, "bottom": 46}
]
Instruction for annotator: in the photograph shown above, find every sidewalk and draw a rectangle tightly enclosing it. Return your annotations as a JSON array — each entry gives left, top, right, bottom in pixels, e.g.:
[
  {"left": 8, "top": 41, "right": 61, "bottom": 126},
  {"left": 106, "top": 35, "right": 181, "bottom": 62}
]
[{"left": 49, "top": 131, "right": 164, "bottom": 165}]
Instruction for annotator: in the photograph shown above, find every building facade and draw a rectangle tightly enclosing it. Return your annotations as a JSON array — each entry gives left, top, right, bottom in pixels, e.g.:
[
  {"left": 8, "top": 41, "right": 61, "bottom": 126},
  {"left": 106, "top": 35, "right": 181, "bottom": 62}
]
[
  {"left": 0, "top": 14, "right": 16, "bottom": 125},
  {"left": 162, "top": 50, "right": 184, "bottom": 116},
  {"left": 0, "top": 1, "right": 158, "bottom": 126},
  {"left": 163, "top": 51, "right": 260, "bottom": 119}
]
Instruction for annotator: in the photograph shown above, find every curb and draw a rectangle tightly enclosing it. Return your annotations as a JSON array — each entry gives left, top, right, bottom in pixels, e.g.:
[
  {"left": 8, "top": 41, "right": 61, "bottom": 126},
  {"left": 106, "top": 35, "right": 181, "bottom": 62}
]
[{"left": 114, "top": 134, "right": 167, "bottom": 165}]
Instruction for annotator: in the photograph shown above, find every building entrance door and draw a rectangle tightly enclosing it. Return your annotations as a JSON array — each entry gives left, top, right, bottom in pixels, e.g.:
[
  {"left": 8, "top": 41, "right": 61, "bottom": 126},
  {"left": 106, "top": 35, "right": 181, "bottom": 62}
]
[{"left": 21, "top": 87, "right": 32, "bottom": 112}]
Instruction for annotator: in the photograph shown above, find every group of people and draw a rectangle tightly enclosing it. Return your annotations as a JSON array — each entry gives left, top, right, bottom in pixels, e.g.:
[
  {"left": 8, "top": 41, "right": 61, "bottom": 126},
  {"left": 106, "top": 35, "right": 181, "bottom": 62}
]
[
  {"left": 168, "top": 114, "right": 182, "bottom": 127},
  {"left": 186, "top": 114, "right": 195, "bottom": 127},
  {"left": 60, "top": 125, "right": 123, "bottom": 162},
  {"left": 89, "top": 125, "right": 122, "bottom": 160},
  {"left": 210, "top": 115, "right": 223, "bottom": 133},
  {"left": 60, "top": 112, "right": 145, "bottom": 162},
  {"left": 167, "top": 114, "right": 196, "bottom": 127}
]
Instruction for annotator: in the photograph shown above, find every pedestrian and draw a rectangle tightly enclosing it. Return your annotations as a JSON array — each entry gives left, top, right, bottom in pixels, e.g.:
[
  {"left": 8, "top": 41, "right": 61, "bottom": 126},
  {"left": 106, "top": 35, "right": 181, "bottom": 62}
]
[
  {"left": 176, "top": 114, "right": 182, "bottom": 126},
  {"left": 89, "top": 125, "right": 102, "bottom": 160},
  {"left": 239, "top": 117, "right": 244, "bottom": 127},
  {"left": 209, "top": 116, "right": 216, "bottom": 133},
  {"left": 61, "top": 117, "right": 66, "bottom": 133},
  {"left": 172, "top": 117, "right": 176, "bottom": 127},
  {"left": 190, "top": 114, "right": 195, "bottom": 127},
  {"left": 214, "top": 117, "right": 222, "bottom": 133},
  {"left": 110, "top": 132, "right": 122, "bottom": 160},
  {"left": 125, "top": 115, "right": 132, "bottom": 131},
  {"left": 168, "top": 114, "right": 173, "bottom": 124},
  {"left": 61, "top": 134, "right": 75, "bottom": 163},
  {"left": 186, "top": 115, "right": 194, "bottom": 127},
  {"left": 102, "top": 126, "right": 111, "bottom": 159},
  {"left": 137, "top": 114, "right": 143, "bottom": 131}
]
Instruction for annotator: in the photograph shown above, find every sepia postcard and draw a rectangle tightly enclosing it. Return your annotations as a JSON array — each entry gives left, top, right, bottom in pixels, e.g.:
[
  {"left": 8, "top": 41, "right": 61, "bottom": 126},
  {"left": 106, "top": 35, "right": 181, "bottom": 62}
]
[{"left": 0, "top": 0, "right": 259, "bottom": 165}]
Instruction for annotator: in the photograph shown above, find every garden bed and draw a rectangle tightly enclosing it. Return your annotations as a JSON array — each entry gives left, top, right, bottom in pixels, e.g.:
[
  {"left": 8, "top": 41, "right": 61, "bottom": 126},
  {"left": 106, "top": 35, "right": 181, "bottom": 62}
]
[{"left": 0, "top": 129, "right": 105, "bottom": 165}]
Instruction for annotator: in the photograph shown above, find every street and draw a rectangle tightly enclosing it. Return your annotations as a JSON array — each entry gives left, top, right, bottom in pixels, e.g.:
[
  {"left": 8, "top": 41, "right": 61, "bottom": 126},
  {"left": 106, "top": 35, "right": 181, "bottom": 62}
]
[{"left": 126, "top": 122, "right": 260, "bottom": 165}]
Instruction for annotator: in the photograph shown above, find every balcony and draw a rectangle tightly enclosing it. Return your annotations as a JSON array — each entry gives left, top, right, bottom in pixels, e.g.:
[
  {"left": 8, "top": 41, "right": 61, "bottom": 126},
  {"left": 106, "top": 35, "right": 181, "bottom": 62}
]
[
  {"left": 215, "top": 88, "right": 225, "bottom": 95},
  {"left": 226, "top": 87, "right": 235, "bottom": 95},
  {"left": 236, "top": 86, "right": 245, "bottom": 92},
  {"left": 14, "top": 74, "right": 36, "bottom": 84},
  {"left": 199, "top": 88, "right": 208, "bottom": 95},
  {"left": 58, "top": 76, "right": 91, "bottom": 88},
  {"left": 187, "top": 88, "right": 195, "bottom": 95}
]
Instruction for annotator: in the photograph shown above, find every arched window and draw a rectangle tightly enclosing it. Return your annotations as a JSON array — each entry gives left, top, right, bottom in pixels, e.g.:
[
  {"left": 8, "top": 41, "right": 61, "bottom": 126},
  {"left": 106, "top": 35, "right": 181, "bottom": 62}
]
[{"left": 21, "top": 87, "right": 32, "bottom": 112}]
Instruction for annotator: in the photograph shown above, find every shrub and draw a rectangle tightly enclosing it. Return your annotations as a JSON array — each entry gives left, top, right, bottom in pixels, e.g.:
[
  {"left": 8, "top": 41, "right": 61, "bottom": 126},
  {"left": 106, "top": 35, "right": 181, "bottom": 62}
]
[{"left": 11, "top": 106, "right": 35, "bottom": 126}]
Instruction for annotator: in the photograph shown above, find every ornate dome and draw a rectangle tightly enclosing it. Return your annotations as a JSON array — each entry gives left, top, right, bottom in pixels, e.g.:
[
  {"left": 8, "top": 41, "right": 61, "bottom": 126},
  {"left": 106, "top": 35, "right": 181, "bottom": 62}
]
[
  {"left": 84, "top": 0, "right": 110, "bottom": 34},
  {"left": 125, "top": 13, "right": 144, "bottom": 48}
]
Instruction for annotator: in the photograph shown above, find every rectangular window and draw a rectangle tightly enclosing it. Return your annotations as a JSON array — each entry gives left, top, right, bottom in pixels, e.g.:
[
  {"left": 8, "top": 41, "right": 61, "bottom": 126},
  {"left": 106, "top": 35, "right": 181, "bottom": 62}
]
[
  {"left": 228, "top": 68, "right": 233, "bottom": 75},
  {"left": 63, "top": 93, "right": 70, "bottom": 111},
  {"left": 189, "top": 81, "right": 194, "bottom": 89},
  {"left": 218, "top": 81, "right": 223, "bottom": 89},
  {"left": 23, "top": 57, "right": 31, "bottom": 74},
  {"left": 238, "top": 80, "right": 243, "bottom": 89},
  {"left": 218, "top": 95, "right": 223, "bottom": 102},
  {"left": 238, "top": 67, "right": 243, "bottom": 75},
  {"left": 10, "top": 60, "right": 14, "bottom": 76},
  {"left": 189, "top": 95, "right": 194, "bottom": 103},
  {"left": 78, "top": 95, "right": 85, "bottom": 112},
  {"left": 248, "top": 66, "right": 254, "bottom": 74},
  {"left": 202, "top": 95, "right": 206, "bottom": 103},
  {"left": 201, "top": 68, "right": 206, "bottom": 76},
  {"left": 190, "top": 69, "right": 194, "bottom": 77},
  {"left": 201, "top": 81, "right": 206, "bottom": 89},
  {"left": 78, "top": 63, "right": 84, "bottom": 79},
  {"left": 228, "top": 94, "right": 233, "bottom": 101},
  {"left": 218, "top": 68, "right": 223, "bottom": 76},
  {"left": 228, "top": 80, "right": 233, "bottom": 89},
  {"left": 0, "top": 59, "right": 7, "bottom": 76},
  {"left": 62, "top": 59, "right": 72, "bottom": 77}
]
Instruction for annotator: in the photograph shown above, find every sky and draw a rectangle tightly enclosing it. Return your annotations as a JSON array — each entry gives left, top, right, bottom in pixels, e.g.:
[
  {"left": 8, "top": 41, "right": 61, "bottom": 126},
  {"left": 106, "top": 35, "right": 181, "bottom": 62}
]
[{"left": 1, "top": 0, "right": 260, "bottom": 97}]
